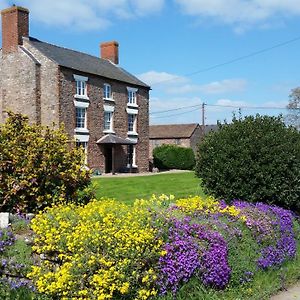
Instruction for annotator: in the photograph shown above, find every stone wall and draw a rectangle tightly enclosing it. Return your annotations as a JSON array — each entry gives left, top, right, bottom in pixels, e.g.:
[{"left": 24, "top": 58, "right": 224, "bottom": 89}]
[
  {"left": 149, "top": 138, "right": 191, "bottom": 158},
  {"left": 0, "top": 47, "right": 40, "bottom": 123},
  {"left": 190, "top": 125, "right": 202, "bottom": 153},
  {"left": 23, "top": 39, "right": 60, "bottom": 126},
  {"left": 59, "top": 67, "right": 149, "bottom": 173}
]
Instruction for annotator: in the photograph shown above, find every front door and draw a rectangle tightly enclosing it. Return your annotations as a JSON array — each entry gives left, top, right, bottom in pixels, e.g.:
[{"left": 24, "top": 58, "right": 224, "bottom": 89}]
[{"left": 104, "top": 146, "right": 112, "bottom": 173}]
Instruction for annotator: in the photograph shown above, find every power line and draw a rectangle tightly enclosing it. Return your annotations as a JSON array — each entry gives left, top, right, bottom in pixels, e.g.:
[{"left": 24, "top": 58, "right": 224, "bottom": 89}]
[
  {"left": 206, "top": 104, "right": 289, "bottom": 110},
  {"left": 151, "top": 103, "right": 202, "bottom": 115},
  {"left": 151, "top": 107, "right": 200, "bottom": 118},
  {"left": 151, "top": 35, "right": 300, "bottom": 87}
]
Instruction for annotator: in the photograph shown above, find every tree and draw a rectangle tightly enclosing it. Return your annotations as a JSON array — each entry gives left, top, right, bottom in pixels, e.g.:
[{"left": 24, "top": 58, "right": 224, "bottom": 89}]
[
  {"left": 0, "top": 112, "right": 91, "bottom": 213},
  {"left": 195, "top": 115, "right": 300, "bottom": 211},
  {"left": 286, "top": 87, "right": 300, "bottom": 130}
]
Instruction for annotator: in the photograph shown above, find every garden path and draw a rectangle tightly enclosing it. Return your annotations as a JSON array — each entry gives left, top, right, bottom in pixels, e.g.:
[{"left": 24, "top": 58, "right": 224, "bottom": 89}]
[
  {"left": 271, "top": 283, "right": 300, "bottom": 300},
  {"left": 94, "top": 169, "right": 192, "bottom": 178}
]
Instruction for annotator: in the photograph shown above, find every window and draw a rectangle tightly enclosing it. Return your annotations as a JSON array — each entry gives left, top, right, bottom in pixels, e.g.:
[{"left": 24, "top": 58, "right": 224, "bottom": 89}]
[
  {"left": 74, "top": 74, "right": 88, "bottom": 99},
  {"left": 76, "top": 80, "right": 86, "bottom": 96},
  {"left": 104, "top": 84, "right": 112, "bottom": 99},
  {"left": 104, "top": 111, "right": 113, "bottom": 131},
  {"left": 127, "top": 87, "right": 138, "bottom": 105},
  {"left": 76, "top": 107, "right": 86, "bottom": 129},
  {"left": 127, "top": 145, "right": 137, "bottom": 167},
  {"left": 76, "top": 141, "right": 88, "bottom": 165},
  {"left": 128, "top": 114, "right": 136, "bottom": 132}
]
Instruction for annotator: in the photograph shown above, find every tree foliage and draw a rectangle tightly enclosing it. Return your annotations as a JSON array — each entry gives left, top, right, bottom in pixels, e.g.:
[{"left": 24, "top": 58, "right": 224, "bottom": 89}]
[
  {"left": 286, "top": 87, "right": 300, "bottom": 130},
  {"left": 153, "top": 144, "right": 195, "bottom": 170},
  {"left": 0, "top": 112, "right": 91, "bottom": 213},
  {"left": 195, "top": 115, "right": 300, "bottom": 211}
]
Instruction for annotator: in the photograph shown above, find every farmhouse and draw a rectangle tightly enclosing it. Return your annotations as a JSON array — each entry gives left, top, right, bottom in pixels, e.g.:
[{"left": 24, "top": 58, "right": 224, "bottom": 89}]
[
  {"left": 0, "top": 6, "right": 150, "bottom": 173},
  {"left": 149, "top": 123, "right": 218, "bottom": 157}
]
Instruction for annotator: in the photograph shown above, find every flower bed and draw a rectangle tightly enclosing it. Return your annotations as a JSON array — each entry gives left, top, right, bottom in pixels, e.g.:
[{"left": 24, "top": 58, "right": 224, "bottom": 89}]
[{"left": 28, "top": 195, "right": 300, "bottom": 299}]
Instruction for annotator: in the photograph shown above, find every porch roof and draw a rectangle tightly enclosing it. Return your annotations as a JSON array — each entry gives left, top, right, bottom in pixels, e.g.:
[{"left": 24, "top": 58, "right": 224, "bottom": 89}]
[{"left": 96, "top": 134, "right": 136, "bottom": 145}]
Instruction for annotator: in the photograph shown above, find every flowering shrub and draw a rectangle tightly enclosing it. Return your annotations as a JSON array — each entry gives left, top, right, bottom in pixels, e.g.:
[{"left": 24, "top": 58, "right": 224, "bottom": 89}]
[
  {"left": 0, "top": 112, "right": 91, "bottom": 213},
  {"left": 29, "top": 199, "right": 164, "bottom": 299},
  {"left": 29, "top": 195, "right": 300, "bottom": 299}
]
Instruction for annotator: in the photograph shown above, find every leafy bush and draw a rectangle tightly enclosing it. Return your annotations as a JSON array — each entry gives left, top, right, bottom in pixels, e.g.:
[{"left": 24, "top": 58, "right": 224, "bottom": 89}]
[
  {"left": 28, "top": 195, "right": 300, "bottom": 299},
  {"left": 195, "top": 115, "right": 300, "bottom": 210},
  {"left": 153, "top": 144, "right": 195, "bottom": 170},
  {"left": 0, "top": 112, "right": 91, "bottom": 213}
]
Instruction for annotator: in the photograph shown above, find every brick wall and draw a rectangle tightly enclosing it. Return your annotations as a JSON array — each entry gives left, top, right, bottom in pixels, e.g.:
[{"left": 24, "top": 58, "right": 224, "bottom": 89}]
[
  {"left": 1, "top": 6, "right": 29, "bottom": 54},
  {"left": 59, "top": 67, "right": 149, "bottom": 173}
]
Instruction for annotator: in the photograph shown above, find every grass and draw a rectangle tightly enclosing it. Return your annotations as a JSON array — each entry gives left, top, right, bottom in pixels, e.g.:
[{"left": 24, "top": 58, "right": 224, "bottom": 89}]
[{"left": 92, "top": 171, "right": 205, "bottom": 204}]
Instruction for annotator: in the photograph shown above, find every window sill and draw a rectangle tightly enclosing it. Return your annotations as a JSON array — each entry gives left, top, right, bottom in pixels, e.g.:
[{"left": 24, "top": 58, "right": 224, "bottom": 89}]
[
  {"left": 103, "top": 129, "right": 115, "bottom": 134},
  {"left": 127, "top": 164, "right": 138, "bottom": 168},
  {"left": 127, "top": 131, "right": 138, "bottom": 136},
  {"left": 74, "top": 128, "right": 89, "bottom": 134},
  {"left": 127, "top": 103, "right": 138, "bottom": 108},
  {"left": 104, "top": 97, "right": 115, "bottom": 102},
  {"left": 74, "top": 94, "right": 89, "bottom": 101}
]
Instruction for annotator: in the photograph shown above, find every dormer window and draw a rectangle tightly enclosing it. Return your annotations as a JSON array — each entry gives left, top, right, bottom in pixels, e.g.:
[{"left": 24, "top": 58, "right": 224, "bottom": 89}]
[
  {"left": 74, "top": 74, "right": 88, "bottom": 99},
  {"left": 104, "top": 83, "right": 112, "bottom": 99},
  {"left": 127, "top": 87, "right": 138, "bottom": 106}
]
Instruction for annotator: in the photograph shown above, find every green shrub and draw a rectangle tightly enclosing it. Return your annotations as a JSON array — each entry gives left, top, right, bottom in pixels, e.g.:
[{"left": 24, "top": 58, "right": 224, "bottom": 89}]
[
  {"left": 153, "top": 144, "right": 195, "bottom": 170},
  {"left": 0, "top": 112, "right": 91, "bottom": 213},
  {"left": 195, "top": 115, "right": 300, "bottom": 210}
]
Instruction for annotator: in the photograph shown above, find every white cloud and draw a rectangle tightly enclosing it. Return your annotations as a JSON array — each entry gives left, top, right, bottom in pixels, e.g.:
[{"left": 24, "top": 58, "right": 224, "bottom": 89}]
[
  {"left": 137, "top": 71, "right": 188, "bottom": 87},
  {"left": 3, "top": 0, "right": 164, "bottom": 30},
  {"left": 138, "top": 71, "right": 247, "bottom": 95},
  {"left": 167, "top": 79, "right": 247, "bottom": 94},
  {"left": 215, "top": 98, "right": 247, "bottom": 107},
  {"left": 175, "top": 0, "right": 300, "bottom": 30}
]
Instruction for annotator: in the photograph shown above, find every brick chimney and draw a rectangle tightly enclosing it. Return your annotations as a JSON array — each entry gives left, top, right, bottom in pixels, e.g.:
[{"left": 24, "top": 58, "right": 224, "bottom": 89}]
[
  {"left": 100, "top": 41, "right": 119, "bottom": 64},
  {"left": 1, "top": 6, "right": 29, "bottom": 54}
]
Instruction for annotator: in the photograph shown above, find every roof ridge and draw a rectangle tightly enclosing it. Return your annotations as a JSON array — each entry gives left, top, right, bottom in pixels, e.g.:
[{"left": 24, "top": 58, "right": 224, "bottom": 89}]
[
  {"left": 26, "top": 36, "right": 150, "bottom": 88},
  {"left": 28, "top": 36, "right": 109, "bottom": 64}
]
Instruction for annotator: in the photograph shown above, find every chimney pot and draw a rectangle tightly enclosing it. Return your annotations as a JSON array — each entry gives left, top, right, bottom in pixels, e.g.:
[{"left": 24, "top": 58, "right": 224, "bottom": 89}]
[
  {"left": 1, "top": 6, "right": 29, "bottom": 54},
  {"left": 100, "top": 41, "right": 119, "bottom": 64}
]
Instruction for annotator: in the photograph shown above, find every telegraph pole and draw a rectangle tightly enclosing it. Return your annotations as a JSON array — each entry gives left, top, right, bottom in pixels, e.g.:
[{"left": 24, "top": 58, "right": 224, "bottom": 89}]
[{"left": 202, "top": 102, "right": 206, "bottom": 138}]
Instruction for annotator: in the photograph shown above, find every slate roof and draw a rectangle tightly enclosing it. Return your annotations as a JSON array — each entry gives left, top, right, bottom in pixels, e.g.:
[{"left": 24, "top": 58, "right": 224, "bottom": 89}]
[
  {"left": 27, "top": 37, "right": 149, "bottom": 88},
  {"left": 96, "top": 134, "right": 136, "bottom": 145},
  {"left": 149, "top": 123, "right": 218, "bottom": 139}
]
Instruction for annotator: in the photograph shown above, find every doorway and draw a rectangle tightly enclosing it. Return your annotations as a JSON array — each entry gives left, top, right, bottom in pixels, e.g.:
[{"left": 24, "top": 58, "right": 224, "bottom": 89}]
[{"left": 104, "top": 146, "right": 112, "bottom": 173}]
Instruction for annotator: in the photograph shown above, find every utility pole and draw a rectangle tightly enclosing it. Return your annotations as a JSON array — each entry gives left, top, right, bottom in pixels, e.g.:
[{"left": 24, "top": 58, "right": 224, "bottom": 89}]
[{"left": 202, "top": 102, "right": 206, "bottom": 138}]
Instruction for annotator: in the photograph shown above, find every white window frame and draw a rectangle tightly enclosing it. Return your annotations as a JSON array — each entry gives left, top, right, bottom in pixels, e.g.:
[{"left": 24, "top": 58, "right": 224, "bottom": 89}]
[
  {"left": 103, "top": 83, "right": 114, "bottom": 101},
  {"left": 74, "top": 74, "right": 89, "bottom": 100},
  {"left": 127, "top": 113, "right": 137, "bottom": 135},
  {"left": 127, "top": 145, "right": 137, "bottom": 168},
  {"left": 75, "top": 107, "right": 87, "bottom": 129},
  {"left": 127, "top": 87, "right": 138, "bottom": 107},
  {"left": 103, "top": 105, "right": 115, "bottom": 133},
  {"left": 74, "top": 100, "right": 89, "bottom": 134},
  {"left": 104, "top": 111, "right": 113, "bottom": 132}
]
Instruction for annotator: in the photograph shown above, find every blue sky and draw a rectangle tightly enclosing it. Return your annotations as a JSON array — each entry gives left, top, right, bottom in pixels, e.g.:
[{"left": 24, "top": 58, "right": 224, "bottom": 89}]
[{"left": 1, "top": 0, "right": 300, "bottom": 125}]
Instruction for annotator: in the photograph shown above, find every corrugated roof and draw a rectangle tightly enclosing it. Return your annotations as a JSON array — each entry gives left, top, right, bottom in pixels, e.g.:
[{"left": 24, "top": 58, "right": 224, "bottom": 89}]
[
  {"left": 27, "top": 37, "right": 150, "bottom": 88},
  {"left": 149, "top": 124, "right": 218, "bottom": 139}
]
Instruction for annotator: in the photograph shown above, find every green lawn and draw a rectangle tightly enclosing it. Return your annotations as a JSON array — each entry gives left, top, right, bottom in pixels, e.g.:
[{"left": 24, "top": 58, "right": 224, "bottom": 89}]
[{"left": 92, "top": 171, "right": 205, "bottom": 204}]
